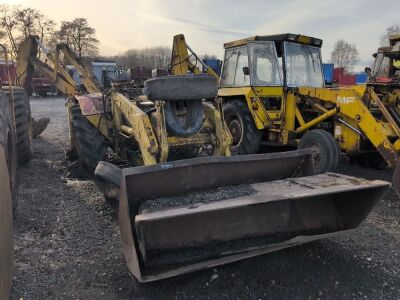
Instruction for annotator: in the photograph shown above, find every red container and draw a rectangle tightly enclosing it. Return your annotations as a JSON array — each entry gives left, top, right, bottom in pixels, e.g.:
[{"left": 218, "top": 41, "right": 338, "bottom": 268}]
[
  {"left": 338, "top": 74, "right": 356, "bottom": 85},
  {"left": 333, "top": 67, "right": 356, "bottom": 86},
  {"left": 333, "top": 67, "right": 344, "bottom": 83},
  {"left": 0, "top": 62, "right": 16, "bottom": 85}
]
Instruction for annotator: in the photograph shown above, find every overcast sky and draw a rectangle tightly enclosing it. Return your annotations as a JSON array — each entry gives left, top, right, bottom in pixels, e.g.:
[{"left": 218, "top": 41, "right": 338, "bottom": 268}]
[{"left": 7, "top": 0, "right": 400, "bottom": 71}]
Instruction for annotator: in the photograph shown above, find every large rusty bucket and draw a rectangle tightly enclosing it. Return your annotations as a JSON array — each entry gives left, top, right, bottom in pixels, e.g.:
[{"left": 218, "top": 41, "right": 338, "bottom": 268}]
[{"left": 118, "top": 149, "right": 389, "bottom": 282}]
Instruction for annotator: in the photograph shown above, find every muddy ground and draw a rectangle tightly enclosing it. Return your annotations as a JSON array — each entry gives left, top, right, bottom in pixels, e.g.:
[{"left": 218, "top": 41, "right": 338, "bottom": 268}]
[{"left": 10, "top": 96, "right": 400, "bottom": 299}]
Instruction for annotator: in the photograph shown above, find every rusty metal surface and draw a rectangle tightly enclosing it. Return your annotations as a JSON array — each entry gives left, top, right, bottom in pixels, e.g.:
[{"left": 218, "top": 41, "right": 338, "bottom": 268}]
[
  {"left": 122, "top": 149, "right": 315, "bottom": 205},
  {"left": 118, "top": 150, "right": 390, "bottom": 282},
  {"left": 0, "top": 146, "right": 14, "bottom": 299},
  {"left": 136, "top": 174, "right": 386, "bottom": 250},
  {"left": 167, "top": 133, "right": 212, "bottom": 147},
  {"left": 76, "top": 93, "right": 104, "bottom": 116}
]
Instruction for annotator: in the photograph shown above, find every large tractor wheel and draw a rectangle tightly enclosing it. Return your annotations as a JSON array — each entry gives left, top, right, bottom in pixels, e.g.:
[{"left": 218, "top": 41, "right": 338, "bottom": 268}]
[
  {"left": 2, "top": 86, "right": 33, "bottom": 164},
  {"left": 0, "top": 145, "right": 14, "bottom": 300},
  {"left": 223, "top": 100, "right": 262, "bottom": 155},
  {"left": 298, "top": 129, "right": 340, "bottom": 174},
  {"left": 143, "top": 74, "right": 217, "bottom": 101},
  {"left": 0, "top": 92, "right": 18, "bottom": 212},
  {"left": 144, "top": 75, "right": 218, "bottom": 137},
  {"left": 70, "top": 105, "right": 106, "bottom": 171}
]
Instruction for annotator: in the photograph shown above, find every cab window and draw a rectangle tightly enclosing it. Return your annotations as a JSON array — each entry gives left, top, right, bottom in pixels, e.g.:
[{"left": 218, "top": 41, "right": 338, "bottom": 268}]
[
  {"left": 248, "top": 42, "right": 282, "bottom": 86},
  {"left": 220, "top": 46, "right": 250, "bottom": 87},
  {"left": 284, "top": 42, "right": 324, "bottom": 88}
]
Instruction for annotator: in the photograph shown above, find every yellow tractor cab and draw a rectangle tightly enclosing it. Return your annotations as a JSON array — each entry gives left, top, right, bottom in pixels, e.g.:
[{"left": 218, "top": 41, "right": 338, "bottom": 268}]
[
  {"left": 217, "top": 33, "right": 400, "bottom": 177},
  {"left": 220, "top": 33, "right": 323, "bottom": 88},
  {"left": 369, "top": 43, "right": 400, "bottom": 83},
  {"left": 218, "top": 34, "right": 336, "bottom": 172}
]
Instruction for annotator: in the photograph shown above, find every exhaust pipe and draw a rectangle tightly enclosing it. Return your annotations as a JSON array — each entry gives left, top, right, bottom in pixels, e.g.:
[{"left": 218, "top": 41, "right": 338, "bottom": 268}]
[{"left": 118, "top": 149, "right": 389, "bottom": 282}]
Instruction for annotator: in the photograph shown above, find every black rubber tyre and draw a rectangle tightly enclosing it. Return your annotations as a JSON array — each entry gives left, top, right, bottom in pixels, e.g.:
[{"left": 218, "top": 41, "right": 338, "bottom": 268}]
[
  {"left": 223, "top": 99, "right": 262, "bottom": 155},
  {"left": 164, "top": 100, "right": 204, "bottom": 136},
  {"left": 94, "top": 161, "right": 122, "bottom": 187},
  {"left": 298, "top": 129, "right": 340, "bottom": 174},
  {"left": 2, "top": 86, "right": 32, "bottom": 164},
  {"left": 70, "top": 105, "right": 107, "bottom": 171},
  {"left": 0, "top": 92, "right": 18, "bottom": 212},
  {"left": 143, "top": 74, "right": 218, "bottom": 101},
  {"left": 95, "top": 161, "right": 122, "bottom": 203}
]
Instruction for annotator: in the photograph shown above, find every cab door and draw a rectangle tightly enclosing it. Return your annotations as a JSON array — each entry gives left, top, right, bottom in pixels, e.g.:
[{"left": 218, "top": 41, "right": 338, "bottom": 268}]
[{"left": 248, "top": 41, "right": 284, "bottom": 130}]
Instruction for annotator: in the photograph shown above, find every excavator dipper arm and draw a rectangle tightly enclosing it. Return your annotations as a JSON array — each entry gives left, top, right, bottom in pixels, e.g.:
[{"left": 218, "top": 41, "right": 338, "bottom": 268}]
[{"left": 170, "top": 34, "right": 219, "bottom": 79}]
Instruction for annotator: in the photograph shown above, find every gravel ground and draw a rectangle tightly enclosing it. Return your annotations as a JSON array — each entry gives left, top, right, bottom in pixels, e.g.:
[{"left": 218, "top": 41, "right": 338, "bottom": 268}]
[
  {"left": 10, "top": 96, "right": 400, "bottom": 299},
  {"left": 140, "top": 184, "right": 256, "bottom": 212}
]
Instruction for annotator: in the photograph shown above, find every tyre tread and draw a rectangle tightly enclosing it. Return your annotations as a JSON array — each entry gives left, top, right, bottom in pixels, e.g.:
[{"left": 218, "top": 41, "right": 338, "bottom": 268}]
[
  {"left": 2, "top": 86, "right": 32, "bottom": 163},
  {"left": 223, "top": 99, "right": 262, "bottom": 155},
  {"left": 70, "top": 105, "right": 106, "bottom": 170}
]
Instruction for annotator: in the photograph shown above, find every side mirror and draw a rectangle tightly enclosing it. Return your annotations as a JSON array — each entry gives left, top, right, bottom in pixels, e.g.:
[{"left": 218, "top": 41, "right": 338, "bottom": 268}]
[
  {"left": 365, "top": 67, "right": 372, "bottom": 74},
  {"left": 242, "top": 66, "right": 250, "bottom": 75}
]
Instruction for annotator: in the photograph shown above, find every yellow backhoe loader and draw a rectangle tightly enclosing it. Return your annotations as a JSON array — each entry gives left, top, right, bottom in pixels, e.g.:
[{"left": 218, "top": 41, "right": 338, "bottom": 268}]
[
  {"left": 16, "top": 35, "right": 391, "bottom": 282},
  {"left": 171, "top": 33, "right": 400, "bottom": 193}
]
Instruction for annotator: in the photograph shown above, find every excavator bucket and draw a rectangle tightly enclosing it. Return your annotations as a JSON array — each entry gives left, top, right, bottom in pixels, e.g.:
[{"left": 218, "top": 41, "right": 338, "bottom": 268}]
[{"left": 118, "top": 149, "right": 390, "bottom": 282}]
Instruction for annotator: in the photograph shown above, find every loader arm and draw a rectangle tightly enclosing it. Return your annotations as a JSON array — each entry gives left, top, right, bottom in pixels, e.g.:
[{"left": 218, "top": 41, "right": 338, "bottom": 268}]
[
  {"left": 15, "top": 36, "right": 38, "bottom": 94},
  {"left": 111, "top": 92, "right": 159, "bottom": 165},
  {"left": 170, "top": 34, "right": 219, "bottom": 79},
  {"left": 297, "top": 86, "right": 400, "bottom": 191},
  {"left": 31, "top": 59, "right": 77, "bottom": 97},
  {"left": 56, "top": 44, "right": 101, "bottom": 94}
]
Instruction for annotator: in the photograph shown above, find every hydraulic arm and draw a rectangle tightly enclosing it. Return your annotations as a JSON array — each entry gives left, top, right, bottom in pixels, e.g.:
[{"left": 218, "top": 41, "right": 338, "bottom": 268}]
[
  {"left": 170, "top": 34, "right": 219, "bottom": 79},
  {"left": 16, "top": 36, "right": 101, "bottom": 97}
]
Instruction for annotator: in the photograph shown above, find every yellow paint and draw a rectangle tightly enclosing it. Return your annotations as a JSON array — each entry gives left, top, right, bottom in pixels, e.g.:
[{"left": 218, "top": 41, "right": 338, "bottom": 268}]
[
  {"left": 298, "top": 86, "right": 400, "bottom": 167},
  {"left": 171, "top": 34, "right": 219, "bottom": 79},
  {"left": 167, "top": 33, "right": 400, "bottom": 170}
]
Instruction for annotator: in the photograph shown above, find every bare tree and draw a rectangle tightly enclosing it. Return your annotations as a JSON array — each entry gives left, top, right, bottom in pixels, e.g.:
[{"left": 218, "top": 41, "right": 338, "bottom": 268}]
[
  {"left": 380, "top": 23, "right": 400, "bottom": 46},
  {"left": 50, "top": 21, "right": 73, "bottom": 52},
  {"left": 0, "top": 5, "right": 56, "bottom": 58},
  {"left": 112, "top": 46, "right": 171, "bottom": 69},
  {"left": 37, "top": 15, "right": 55, "bottom": 45},
  {"left": 330, "top": 39, "right": 359, "bottom": 72},
  {"left": 0, "top": 5, "right": 19, "bottom": 54},
  {"left": 14, "top": 8, "right": 40, "bottom": 39},
  {"left": 54, "top": 18, "right": 99, "bottom": 58}
]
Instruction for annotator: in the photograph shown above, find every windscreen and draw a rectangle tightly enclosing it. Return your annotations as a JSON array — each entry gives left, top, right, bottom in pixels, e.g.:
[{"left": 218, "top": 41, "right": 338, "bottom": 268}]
[
  {"left": 284, "top": 42, "right": 324, "bottom": 88},
  {"left": 248, "top": 42, "right": 282, "bottom": 86}
]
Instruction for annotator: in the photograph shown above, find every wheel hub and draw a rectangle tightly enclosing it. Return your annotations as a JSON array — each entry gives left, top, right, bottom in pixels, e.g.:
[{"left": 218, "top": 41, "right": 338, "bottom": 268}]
[
  {"left": 228, "top": 119, "right": 242, "bottom": 145},
  {"left": 308, "top": 143, "right": 324, "bottom": 170}
]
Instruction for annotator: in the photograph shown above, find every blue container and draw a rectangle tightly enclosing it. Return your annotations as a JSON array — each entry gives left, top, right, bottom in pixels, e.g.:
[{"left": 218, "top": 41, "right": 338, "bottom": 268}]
[
  {"left": 203, "top": 59, "right": 222, "bottom": 76},
  {"left": 355, "top": 72, "right": 368, "bottom": 84},
  {"left": 323, "top": 63, "right": 334, "bottom": 85}
]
